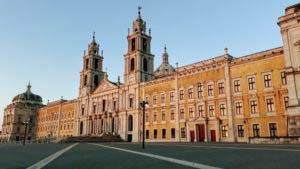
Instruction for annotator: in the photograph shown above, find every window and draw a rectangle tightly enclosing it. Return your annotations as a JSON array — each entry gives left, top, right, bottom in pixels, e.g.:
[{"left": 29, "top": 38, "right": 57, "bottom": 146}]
[
  {"left": 281, "top": 72, "right": 287, "bottom": 85},
  {"left": 93, "top": 105, "right": 96, "bottom": 114},
  {"left": 218, "top": 82, "right": 225, "bottom": 94},
  {"left": 153, "top": 95, "right": 157, "bottom": 105},
  {"left": 128, "top": 115, "right": 133, "bottom": 131},
  {"left": 250, "top": 100, "right": 258, "bottom": 114},
  {"left": 102, "top": 100, "right": 106, "bottom": 111},
  {"left": 146, "top": 130, "right": 149, "bottom": 139},
  {"left": 181, "top": 128, "right": 186, "bottom": 138},
  {"left": 84, "top": 75, "right": 87, "bottom": 86},
  {"left": 236, "top": 102, "right": 243, "bottom": 115},
  {"left": 180, "top": 109, "right": 185, "bottom": 119},
  {"left": 146, "top": 113, "right": 149, "bottom": 122},
  {"left": 253, "top": 124, "right": 260, "bottom": 137},
  {"left": 171, "top": 128, "right": 176, "bottom": 138},
  {"left": 220, "top": 104, "right": 226, "bottom": 116},
  {"left": 179, "top": 90, "right": 184, "bottom": 100},
  {"left": 153, "top": 112, "right": 157, "bottom": 122},
  {"left": 197, "top": 83, "right": 204, "bottom": 98},
  {"left": 171, "top": 110, "right": 175, "bottom": 120},
  {"left": 130, "top": 58, "right": 135, "bottom": 71},
  {"left": 221, "top": 126, "right": 228, "bottom": 138},
  {"left": 189, "top": 107, "right": 194, "bottom": 118},
  {"left": 237, "top": 125, "right": 244, "bottom": 137},
  {"left": 113, "top": 100, "right": 117, "bottom": 110},
  {"left": 284, "top": 97, "right": 289, "bottom": 108},
  {"left": 161, "top": 94, "right": 166, "bottom": 104},
  {"left": 188, "top": 88, "right": 193, "bottom": 99},
  {"left": 266, "top": 98, "right": 275, "bottom": 112},
  {"left": 264, "top": 74, "right": 272, "bottom": 88},
  {"left": 154, "top": 129, "right": 157, "bottom": 139},
  {"left": 208, "top": 84, "right": 214, "bottom": 96},
  {"left": 81, "top": 107, "right": 85, "bottom": 116},
  {"left": 198, "top": 105, "right": 205, "bottom": 117},
  {"left": 85, "top": 58, "right": 89, "bottom": 69},
  {"left": 170, "top": 91, "right": 175, "bottom": 102},
  {"left": 234, "top": 80, "right": 241, "bottom": 92},
  {"left": 269, "top": 123, "right": 277, "bottom": 137},
  {"left": 131, "top": 38, "right": 136, "bottom": 51},
  {"left": 248, "top": 77, "right": 255, "bottom": 90},
  {"left": 209, "top": 105, "right": 215, "bottom": 116},
  {"left": 162, "top": 129, "right": 166, "bottom": 139},
  {"left": 143, "top": 58, "right": 148, "bottom": 72},
  {"left": 94, "top": 58, "right": 99, "bottom": 70},
  {"left": 162, "top": 111, "right": 166, "bottom": 121},
  {"left": 94, "top": 75, "right": 99, "bottom": 87},
  {"left": 142, "top": 38, "right": 147, "bottom": 52}
]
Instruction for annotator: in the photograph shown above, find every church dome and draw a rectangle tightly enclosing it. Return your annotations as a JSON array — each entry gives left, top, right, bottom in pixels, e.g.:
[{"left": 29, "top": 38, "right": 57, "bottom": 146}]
[
  {"left": 12, "top": 83, "right": 42, "bottom": 103},
  {"left": 154, "top": 45, "right": 175, "bottom": 78}
]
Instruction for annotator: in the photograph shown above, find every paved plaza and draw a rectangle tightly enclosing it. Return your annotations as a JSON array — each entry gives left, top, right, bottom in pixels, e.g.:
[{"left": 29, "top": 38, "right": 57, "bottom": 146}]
[{"left": 0, "top": 142, "right": 299, "bottom": 169}]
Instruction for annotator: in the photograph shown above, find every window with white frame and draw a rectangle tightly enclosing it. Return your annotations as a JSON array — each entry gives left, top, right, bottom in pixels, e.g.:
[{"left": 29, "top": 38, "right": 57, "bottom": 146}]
[
  {"left": 161, "top": 111, "right": 166, "bottom": 121},
  {"left": 235, "top": 101, "right": 243, "bottom": 115},
  {"left": 153, "top": 112, "right": 157, "bottom": 122},
  {"left": 188, "top": 88, "right": 194, "bottom": 99},
  {"left": 170, "top": 91, "right": 175, "bottom": 102},
  {"left": 219, "top": 104, "right": 226, "bottom": 116},
  {"left": 253, "top": 124, "right": 260, "bottom": 137},
  {"left": 209, "top": 105, "right": 215, "bottom": 116},
  {"left": 222, "top": 126, "right": 228, "bottom": 137},
  {"left": 153, "top": 95, "right": 157, "bottom": 105},
  {"left": 161, "top": 93, "right": 166, "bottom": 104},
  {"left": 198, "top": 105, "right": 205, "bottom": 117},
  {"left": 266, "top": 98, "right": 275, "bottom": 112},
  {"left": 269, "top": 123, "right": 277, "bottom": 137},
  {"left": 250, "top": 100, "right": 258, "bottom": 114},
  {"left": 264, "top": 74, "right": 272, "bottom": 88},
  {"left": 234, "top": 80, "right": 241, "bottom": 92},
  {"left": 179, "top": 89, "right": 184, "bottom": 100},
  {"left": 180, "top": 108, "right": 185, "bottom": 119},
  {"left": 248, "top": 77, "right": 255, "bottom": 90},
  {"left": 171, "top": 110, "right": 175, "bottom": 120},
  {"left": 189, "top": 107, "right": 194, "bottom": 118},
  {"left": 237, "top": 125, "right": 244, "bottom": 137},
  {"left": 208, "top": 84, "right": 214, "bottom": 96},
  {"left": 218, "top": 82, "right": 225, "bottom": 95},
  {"left": 197, "top": 82, "right": 204, "bottom": 98},
  {"left": 284, "top": 96, "right": 289, "bottom": 109},
  {"left": 281, "top": 72, "right": 287, "bottom": 85}
]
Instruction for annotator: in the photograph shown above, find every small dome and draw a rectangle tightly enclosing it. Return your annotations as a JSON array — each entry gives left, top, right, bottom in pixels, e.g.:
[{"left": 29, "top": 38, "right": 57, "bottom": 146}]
[
  {"left": 12, "top": 83, "right": 42, "bottom": 103},
  {"left": 154, "top": 63, "right": 175, "bottom": 78}
]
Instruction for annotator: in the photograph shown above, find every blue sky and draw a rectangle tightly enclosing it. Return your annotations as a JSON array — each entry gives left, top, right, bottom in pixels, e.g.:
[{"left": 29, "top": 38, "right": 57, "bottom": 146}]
[{"left": 0, "top": 0, "right": 299, "bottom": 126}]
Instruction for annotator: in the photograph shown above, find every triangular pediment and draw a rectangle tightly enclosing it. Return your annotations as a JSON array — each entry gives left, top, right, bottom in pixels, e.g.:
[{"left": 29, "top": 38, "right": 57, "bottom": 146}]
[{"left": 93, "top": 78, "right": 118, "bottom": 94}]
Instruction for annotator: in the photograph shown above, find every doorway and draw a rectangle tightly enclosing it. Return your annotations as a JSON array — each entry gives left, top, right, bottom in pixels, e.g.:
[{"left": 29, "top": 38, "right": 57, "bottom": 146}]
[
  {"left": 197, "top": 124, "right": 205, "bottom": 142},
  {"left": 190, "top": 131, "right": 195, "bottom": 142},
  {"left": 127, "top": 134, "right": 132, "bottom": 142},
  {"left": 210, "top": 130, "right": 216, "bottom": 142}
]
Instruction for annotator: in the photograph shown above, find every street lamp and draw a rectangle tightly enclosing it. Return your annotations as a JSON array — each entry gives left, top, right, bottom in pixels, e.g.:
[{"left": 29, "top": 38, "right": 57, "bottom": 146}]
[
  {"left": 22, "top": 118, "right": 30, "bottom": 146},
  {"left": 140, "top": 100, "right": 149, "bottom": 149}
]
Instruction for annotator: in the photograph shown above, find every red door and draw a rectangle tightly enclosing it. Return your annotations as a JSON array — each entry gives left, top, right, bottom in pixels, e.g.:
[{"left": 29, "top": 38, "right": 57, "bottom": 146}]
[
  {"left": 198, "top": 124, "right": 205, "bottom": 142},
  {"left": 211, "top": 130, "right": 216, "bottom": 142},
  {"left": 190, "top": 131, "right": 195, "bottom": 142}
]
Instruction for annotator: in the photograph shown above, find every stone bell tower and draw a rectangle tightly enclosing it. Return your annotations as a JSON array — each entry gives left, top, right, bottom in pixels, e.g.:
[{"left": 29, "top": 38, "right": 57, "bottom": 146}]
[
  {"left": 278, "top": 3, "right": 300, "bottom": 136},
  {"left": 79, "top": 32, "right": 105, "bottom": 97},
  {"left": 124, "top": 6, "right": 154, "bottom": 84}
]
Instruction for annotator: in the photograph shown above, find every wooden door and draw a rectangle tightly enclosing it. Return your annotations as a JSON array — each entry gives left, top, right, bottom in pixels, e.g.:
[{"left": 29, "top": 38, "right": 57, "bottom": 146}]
[
  {"left": 190, "top": 131, "right": 195, "bottom": 142},
  {"left": 198, "top": 124, "right": 205, "bottom": 142},
  {"left": 210, "top": 130, "right": 216, "bottom": 142}
]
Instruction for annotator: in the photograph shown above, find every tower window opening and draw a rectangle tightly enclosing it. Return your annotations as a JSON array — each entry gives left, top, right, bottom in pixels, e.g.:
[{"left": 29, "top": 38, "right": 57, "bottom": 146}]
[
  {"left": 131, "top": 38, "right": 136, "bottom": 51},
  {"left": 142, "top": 38, "right": 147, "bottom": 52},
  {"left": 84, "top": 75, "right": 87, "bottom": 86},
  {"left": 130, "top": 58, "right": 135, "bottom": 71},
  {"left": 94, "top": 75, "right": 99, "bottom": 88},
  {"left": 143, "top": 58, "right": 148, "bottom": 72},
  {"left": 94, "top": 58, "right": 99, "bottom": 70},
  {"left": 85, "top": 59, "right": 89, "bottom": 69}
]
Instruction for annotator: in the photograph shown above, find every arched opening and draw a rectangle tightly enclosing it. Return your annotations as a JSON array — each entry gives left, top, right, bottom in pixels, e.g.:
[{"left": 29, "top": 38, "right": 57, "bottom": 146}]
[
  {"left": 94, "top": 75, "right": 99, "bottom": 87},
  {"left": 128, "top": 115, "right": 133, "bottom": 131},
  {"left": 80, "top": 121, "right": 84, "bottom": 135},
  {"left": 143, "top": 58, "right": 148, "bottom": 72},
  {"left": 130, "top": 58, "right": 135, "bottom": 71}
]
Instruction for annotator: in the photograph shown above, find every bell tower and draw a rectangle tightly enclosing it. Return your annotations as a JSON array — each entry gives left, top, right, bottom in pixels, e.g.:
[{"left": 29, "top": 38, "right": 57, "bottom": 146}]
[
  {"left": 124, "top": 6, "right": 154, "bottom": 84},
  {"left": 79, "top": 32, "right": 105, "bottom": 97}
]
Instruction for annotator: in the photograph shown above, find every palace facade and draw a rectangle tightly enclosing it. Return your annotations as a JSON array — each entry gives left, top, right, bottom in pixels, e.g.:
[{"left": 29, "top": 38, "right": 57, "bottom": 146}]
[{"left": 1, "top": 4, "right": 300, "bottom": 143}]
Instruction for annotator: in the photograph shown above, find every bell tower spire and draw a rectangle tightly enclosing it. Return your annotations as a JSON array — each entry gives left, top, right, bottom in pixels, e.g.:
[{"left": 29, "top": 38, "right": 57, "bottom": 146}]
[{"left": 124, "top": 5, "right": 154, "bottom": 84}]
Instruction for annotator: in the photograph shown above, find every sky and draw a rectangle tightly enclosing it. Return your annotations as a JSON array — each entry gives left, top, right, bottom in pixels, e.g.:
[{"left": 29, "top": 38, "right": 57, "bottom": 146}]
[{"left": 0, "top": 0, "right": 299, "bottom": 127}]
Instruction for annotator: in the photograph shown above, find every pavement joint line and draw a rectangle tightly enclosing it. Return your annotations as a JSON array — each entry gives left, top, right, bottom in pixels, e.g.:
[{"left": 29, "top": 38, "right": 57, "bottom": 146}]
[
  {"left": 26, "top": 143, "right": 79, "bottom": 169},
  {"left": 90, "top": 143, "right": 222, "bottom": 169},
  {"left": 152, "top": 143, "right": 300, "bottom": 152}
]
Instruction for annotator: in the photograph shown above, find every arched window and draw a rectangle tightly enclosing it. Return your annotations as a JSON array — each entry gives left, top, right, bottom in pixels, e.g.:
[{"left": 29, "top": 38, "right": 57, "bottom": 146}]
[
  {"left": 84, "top": 75, "right": 88, "bottom": 86},
  {"left": 94, "top": 75, "right": 99, "bottom": 87},
  {"left": 143, "top": 58, "right": 148, "bottom": 72},
  {"left": 130, "top": 58, "right": 135, "bottom": 71},
  {"left": 128, "top": 115, "right": 133, "bottom": 131}
]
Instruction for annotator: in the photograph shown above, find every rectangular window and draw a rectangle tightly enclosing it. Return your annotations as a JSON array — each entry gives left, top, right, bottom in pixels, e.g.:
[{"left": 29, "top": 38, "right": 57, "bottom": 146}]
[
  {"left": 235, "top": 102, "right": 243, "bottom": 115},
  {"left": 218, "top": 82, "right": 225, "bottom": 94},
  {"left": 264, "top": 74, "right": 272, "bottom": 88},
  {"left": 93, "top": 105, "right": 96, "bottom": 114},
  {"left": 220, "top": 104, "right": 226, "bottom": 116},
  {"left": 85, "top": 58, "right": 89, "bottom": 69},
  {"left": 198, "top": 105, "right": 205, "bottom": 117},
  {"left": 181, "top": 128, "right": 186, "bottom": 138},
  {"left": 81, "top": 107, "right": 85, "bottom": 116},
  {"left": 250, "top": 100, "right": 258, "bottom": 114},
  {"left": 221, "top": 126, "right": 228, "bottom": 138},
  {"left": 266, "top": 98, "right": 275, "bottom": 112},
  {"left": 113, "top": 101, "right": 117, "bottom": 110},
  {"left": 171, "top": 128, "right": 176, "bottom": 138},
  {"left": 281, "top": 72, "right": 287, "bottom": 85},
  {"left": 209, "top": 105, "right": 215, "bottom": 116},
  {"left": 269, "top": 123, "right": 277, "bottom": 137},
  {"left": 179, "top": 90, "right": 184, "bottom": 100},
  {"left": 208, "top": 84, "right": 213, "bottom": 96},
  {"left": 162, "top": 129, "right": 166, "bottom": 139},
  {"left": 253, "top": 124, "right": 260, "bottom": 137},
  {"left": 237, "top": 125, "right": 244, "bottom": 137},
  {"left": 146, "top": 130, "right": 149, "bottom": 139},
  {"left": 180, "top": 109, "right": 185, "bottom": 119},
  {"left": 162, "top": 111, "right": 166, "bottom": 121},
  {"left": 142, "top": 38, "right": 147, "bottom": 52},
  {"left": 153, "top": 112, "right": 157, "bottom": 122},
  {"left": 131, "top": 38, "right": 136, "bottom": 51},
  {"left": 171, "top": 110, "right": 175, "bottom": 120},
  {"left": 248, "top": 77, "right": 255, "bottom": 90},
  {"left": 94, "top": 58, "right": 99, "bottom": 70},
  {"left": 197, "top": 83, "right": 204, "bottom": 98},
  {"left": 189, "top": 107, "right": 194, "bottom": 118},
  {"left": 170, "top": 91, "right": 175, "bottom": 102},
  {"left": 129, "top": 98, "right": 133, "bottom": 108},
  {"left": 234, "top": 80, "right": 241, "bottom": 92},
  {"left": 188, "top": 88, "right": 193, "bottom": 99},
  {"left": 154, "top": 129, "right": 157, "bottom": 139},
  {"left": 161, "top": 94, "right": 166, "bottom": 104},
  {"left": 284, "top": 97, "right": 289, "bottom": 108},
  {"left": 102, "top": 100, "right": 106, "bottom": 111},
  {"left": 153, "top": 95, "right": 157, "bottom": 105}
]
